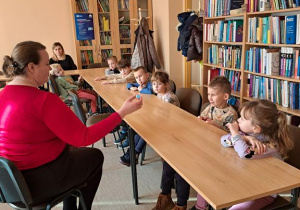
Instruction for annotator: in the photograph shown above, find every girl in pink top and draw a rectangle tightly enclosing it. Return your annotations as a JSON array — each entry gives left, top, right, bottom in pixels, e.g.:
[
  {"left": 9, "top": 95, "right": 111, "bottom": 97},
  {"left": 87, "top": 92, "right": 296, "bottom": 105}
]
[
  {"left": 0, "top": 41, "right": 143, "bottom": 210},
  {"left": 193, "top": 99, "right": 293, "bottom": 210}
]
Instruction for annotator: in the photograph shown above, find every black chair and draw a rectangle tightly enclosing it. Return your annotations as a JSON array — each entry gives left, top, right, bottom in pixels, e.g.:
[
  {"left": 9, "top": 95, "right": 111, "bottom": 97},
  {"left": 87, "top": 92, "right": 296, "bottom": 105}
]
[
  {"left": 169, "top": 79, "right": 176, "bottom": 93},
  {"left": 48, "top": 75, "right": 91, "bottom": 110},
  {"left": 175, "top": 88, "right": 202, "bottom": 116},
  {"left": 0, "top": 157, "right": 87, "bottom": 210},
  {"left": 68, "top": 89, "right": 124, "bottom": 153}
]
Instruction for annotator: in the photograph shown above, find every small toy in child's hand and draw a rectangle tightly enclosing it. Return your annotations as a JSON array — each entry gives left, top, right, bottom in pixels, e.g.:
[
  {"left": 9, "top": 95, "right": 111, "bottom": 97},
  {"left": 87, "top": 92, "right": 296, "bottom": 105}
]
[{"left": 136, "top": 94, "right": 140, "bottom": 100}]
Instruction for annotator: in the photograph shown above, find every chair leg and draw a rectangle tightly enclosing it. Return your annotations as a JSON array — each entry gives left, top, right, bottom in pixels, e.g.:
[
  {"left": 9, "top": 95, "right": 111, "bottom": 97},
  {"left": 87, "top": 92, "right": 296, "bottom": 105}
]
[
  {"left": 140, "top": 144, "right": 146, "bottom": 165},
  {"left": 291, "top": 188, "right": 299, "bottom": 209},
  {"left": 102, "top": 137, "right": 106, "bottom": 147}
]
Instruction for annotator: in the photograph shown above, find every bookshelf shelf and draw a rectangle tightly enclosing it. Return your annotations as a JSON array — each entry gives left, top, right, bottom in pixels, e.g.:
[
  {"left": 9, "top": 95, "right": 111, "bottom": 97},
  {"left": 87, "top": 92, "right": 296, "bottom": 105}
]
[
  {"left": 243, "top": 97, "right": 300, "bottom": 116},
  {"left": 205, "top": 13, "right": 245, "bottom": 20},
  {"left": 245, "top": 43, "right": 300, "bottom": 48},
  {"left": 71, "top": 0, "right": 152, "bottom": 68},
  {"left": 203, "top": 63, "right": 242, "bottom": 72},
  {"left": 203, "top": 0, "right": 300, "bottom": 116},
  {"left": 244, "top": 71, "right": 300, "bottom": 82},
  {"left": 247, "top": 7, "right": 300, "bottom": 16},
  {"left": 204, "top": 41, "right": 243, "bottom": 45}
]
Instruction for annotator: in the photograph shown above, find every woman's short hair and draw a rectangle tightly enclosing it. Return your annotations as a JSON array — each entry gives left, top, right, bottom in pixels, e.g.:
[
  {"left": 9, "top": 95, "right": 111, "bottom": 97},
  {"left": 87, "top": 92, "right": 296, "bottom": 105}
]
[{"left": 2, "top": 41, "right": 46, "bottom": 78}]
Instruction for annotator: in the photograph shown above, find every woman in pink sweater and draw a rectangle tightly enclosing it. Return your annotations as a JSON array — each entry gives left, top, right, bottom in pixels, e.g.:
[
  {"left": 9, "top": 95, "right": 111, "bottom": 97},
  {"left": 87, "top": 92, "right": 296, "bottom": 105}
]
[{"left": 0, "top": 41, "right": 143, "bottom": 210}]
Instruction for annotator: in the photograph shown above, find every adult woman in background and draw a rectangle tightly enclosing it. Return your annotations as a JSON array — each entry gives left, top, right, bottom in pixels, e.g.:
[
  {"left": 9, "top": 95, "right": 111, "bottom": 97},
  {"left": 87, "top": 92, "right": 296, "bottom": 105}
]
[
  {"left": 49, "top": 42, "right": 77, "bottom": 70},
  {"left": 0, "top": 41, "right": 143, "bottom": 210}
]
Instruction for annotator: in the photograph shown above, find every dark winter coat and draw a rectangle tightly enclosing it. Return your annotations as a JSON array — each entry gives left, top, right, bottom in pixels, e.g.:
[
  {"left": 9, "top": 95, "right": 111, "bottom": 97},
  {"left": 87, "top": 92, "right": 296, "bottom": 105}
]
[
  {"left": 187, "top": 17, "right": 203, "bottom": 61},
  {"left": 177, "top": 12, "right": 198, "bottom": 57}
]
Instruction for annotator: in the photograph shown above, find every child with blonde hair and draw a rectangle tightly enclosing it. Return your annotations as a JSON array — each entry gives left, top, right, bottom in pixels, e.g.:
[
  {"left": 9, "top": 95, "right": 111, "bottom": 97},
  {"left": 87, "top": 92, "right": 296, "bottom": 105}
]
[
  {"left": 94, "top": 58, "right": 135, "bottom": 84},
  {"left": 193, "top": 99, "right": 294, "bottom": 210},
  {"left": 105, "top": 55, "right": 119, "bottom": 75},
  {"left": 50, "top": 63, "right": 98, "bottom": 114}
]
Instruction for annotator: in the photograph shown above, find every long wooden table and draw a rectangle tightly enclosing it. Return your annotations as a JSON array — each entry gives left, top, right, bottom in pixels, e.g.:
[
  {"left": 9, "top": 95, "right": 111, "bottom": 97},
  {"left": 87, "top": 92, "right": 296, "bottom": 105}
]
[{"left": 76, "top": 68, "right": 300, "bottom": 209}]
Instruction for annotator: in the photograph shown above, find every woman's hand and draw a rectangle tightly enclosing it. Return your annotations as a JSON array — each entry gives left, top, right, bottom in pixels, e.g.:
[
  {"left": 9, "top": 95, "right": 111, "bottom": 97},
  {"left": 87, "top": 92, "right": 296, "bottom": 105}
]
[
  {"left": 226, "top": 121, "right": 240, "bottom": 136},
  {"left": 117, "top": 95, "right": 143, "bottom": 118}
]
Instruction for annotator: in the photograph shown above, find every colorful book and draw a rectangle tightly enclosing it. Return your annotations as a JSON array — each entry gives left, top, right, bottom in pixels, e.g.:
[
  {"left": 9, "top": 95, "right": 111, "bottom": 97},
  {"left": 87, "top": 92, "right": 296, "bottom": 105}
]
[{"left": 286, "top": 15, "right": 297, "bottom": 44}]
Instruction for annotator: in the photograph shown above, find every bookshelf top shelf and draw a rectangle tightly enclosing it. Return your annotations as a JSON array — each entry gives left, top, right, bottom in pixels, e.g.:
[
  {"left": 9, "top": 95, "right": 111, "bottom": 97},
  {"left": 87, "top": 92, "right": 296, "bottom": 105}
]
[
  {"left": 204, "top": 41, "right": 244, "bottom": 45},
  {"left": 205, "top": 13, "right": 245, "bottom": 20},
  {"left": 247, "top": 7, "right": 300, "bottom": 15},
  {"left": 246, "top": 42, "right": 300, "bottom": 48}
]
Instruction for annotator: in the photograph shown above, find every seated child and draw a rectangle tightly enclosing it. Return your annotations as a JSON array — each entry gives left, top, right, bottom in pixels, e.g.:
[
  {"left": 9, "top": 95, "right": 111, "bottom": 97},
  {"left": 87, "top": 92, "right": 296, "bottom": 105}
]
[
  {"left": 119, "top": 71, "right": 179, "bottom": 166},
  {"left": 94, "top": 58, "right": 135, "bottom": 84},
  {"left": 195, "top": 99, "right": 294, "bottom": 210},
  {"left": 105, "top": 55, "right": 120, "bottom": 75},
  {"left": 153, "top": 76, "right": 238, "bottom": 210},
  {"left": 126, "top": 66, "right": 152, "bottom": 94},
  {"left": 199, "top": 76, "right": 238, "bottom": 131},
  {"left": 118, "top": 66, "right": 153, "bottom": 149},
  {"left": 50, "top": 64, "right": 98, "bottom": 114}
]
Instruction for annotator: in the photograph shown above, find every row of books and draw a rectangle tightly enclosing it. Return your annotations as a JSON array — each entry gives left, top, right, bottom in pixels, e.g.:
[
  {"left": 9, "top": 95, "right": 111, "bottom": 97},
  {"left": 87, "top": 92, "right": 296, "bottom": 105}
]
[
  {"left": 101, "top": 49, "right": 113, "bottom": 66},
  {"left": 80, "top": 50, "right": 94, "bottom": 66},
  {"left": 97, "top": 0, "right": 110, "bottom": 12},
  {"left": 121, "top": 48, "right": 132, "bottom": 54},
  {"left": 204, "top": 20, "right": 243, "bottom": 42},
  {"left": 205, "top": 0, "right": 244, "bottom": 17},
  {"left": 118, "top": 0, "right": 129, "bottom": 10},
  {"left": 99, "top": 16, "right": 110, "bottom": 31},
  {"left": 119, "top": 25, "right": 130, "bottom": 39},
  {"left": 207, "top": 45, "right": 242, "bottom": 69},
  {"left": 245, "top": 47, "right": 300, "bottom": 79},
  {"left": 248, "top": 75, "right": 300, "bottom": 109},
  {"left": 76, "top": 0, "right": 89, "bottom": 12},
  {"left": 100, "top": 32, "right": 112, "bottom": 45},
  {"left": 79, "top": 40, "right": 92, "bottom": 46},
  {"left": 248, "top": 15, "right": 300, "bottom": 44},
  {"left": 247, "top": 0, "right": 300, "bottom": 12},
  {"left": 208, "top": 68, "right": 241, "bottom": 91}
]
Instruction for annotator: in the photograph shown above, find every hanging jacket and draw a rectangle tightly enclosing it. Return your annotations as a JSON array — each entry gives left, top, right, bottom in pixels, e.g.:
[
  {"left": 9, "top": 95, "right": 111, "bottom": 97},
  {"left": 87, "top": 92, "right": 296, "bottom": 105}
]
[
  {"left": 131, "top": 17, "right": 161, "bottom": 73},
  {"left": 187, "top": 17, "right": 203, "bottom": 61},
  {"left": 177, "top": 12, "right": 198, "bottom": 57}
]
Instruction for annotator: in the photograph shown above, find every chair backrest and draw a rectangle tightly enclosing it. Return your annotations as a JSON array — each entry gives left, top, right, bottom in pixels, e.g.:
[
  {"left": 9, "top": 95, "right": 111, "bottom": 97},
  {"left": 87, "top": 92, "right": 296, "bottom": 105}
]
[
  {"left": 68, "top": 89, "right": 87, "bottom": 125},
  {"left": 175, "top": 88, "right": 202, "bottom": 116},
  {"left": 48, "top": 75, "right": 60, "bottom": 96},
  {"left": 286, "top": 125, "right": 300, "bottom": 170},
  {"left": 0, "top": 157, "right": 33, "bottom": 207},
  {"left": 169, "top": 80, "right": 176, "bottom": 93},
  {"left": 87, "top": 63, "right": 103, "bottom": 69}
]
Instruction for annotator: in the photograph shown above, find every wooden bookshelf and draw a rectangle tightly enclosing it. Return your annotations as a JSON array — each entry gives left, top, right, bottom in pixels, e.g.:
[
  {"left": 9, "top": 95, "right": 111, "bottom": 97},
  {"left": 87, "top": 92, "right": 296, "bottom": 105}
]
[
  {"left": 202, "top": 0, "right": 300, "bottom": 116},
  {"left": 70, "top": 0, "right": 152, "bottom": 68}
]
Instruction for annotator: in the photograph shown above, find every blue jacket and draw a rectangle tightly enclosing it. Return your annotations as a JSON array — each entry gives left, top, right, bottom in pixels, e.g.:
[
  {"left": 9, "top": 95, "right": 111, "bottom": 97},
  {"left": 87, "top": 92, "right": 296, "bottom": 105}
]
[{"left": 127, "top": 82, "right": 153, "bottom": 94}]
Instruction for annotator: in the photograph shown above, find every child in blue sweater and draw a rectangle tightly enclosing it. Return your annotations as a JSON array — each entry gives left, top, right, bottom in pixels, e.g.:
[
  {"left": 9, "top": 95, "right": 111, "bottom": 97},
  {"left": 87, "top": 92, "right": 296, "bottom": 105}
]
[{"left": 126, "top": 66, "right": 152, "bottom": 94}]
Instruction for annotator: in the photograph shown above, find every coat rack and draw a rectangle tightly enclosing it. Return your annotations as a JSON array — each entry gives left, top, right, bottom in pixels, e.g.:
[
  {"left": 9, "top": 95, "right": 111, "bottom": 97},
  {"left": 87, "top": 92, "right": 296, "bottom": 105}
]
[{"left": 131, "top": 8, "right": 149, "bottom": 25}]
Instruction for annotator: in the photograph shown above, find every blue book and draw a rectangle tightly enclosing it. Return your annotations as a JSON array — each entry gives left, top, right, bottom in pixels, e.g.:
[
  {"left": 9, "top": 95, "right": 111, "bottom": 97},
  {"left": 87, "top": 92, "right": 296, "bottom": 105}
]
[
  {"left": 245, "top": 51, "right": 249, "bottom": 70},
  {"left": 295, "top": 83, "right": 299, "bottom": 109},
  {"left": 285, "top": 15, "right": 297, "bottom": 44}
]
